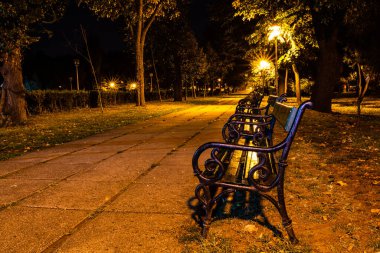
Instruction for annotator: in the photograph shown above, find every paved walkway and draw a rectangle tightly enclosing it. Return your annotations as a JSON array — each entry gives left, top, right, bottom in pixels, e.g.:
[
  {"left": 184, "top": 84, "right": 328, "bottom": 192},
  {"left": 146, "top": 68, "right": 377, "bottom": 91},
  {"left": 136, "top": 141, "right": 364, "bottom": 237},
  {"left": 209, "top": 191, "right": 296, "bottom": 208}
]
[{"left": 0, "top": 96, "right": 242, "bottom": 252}]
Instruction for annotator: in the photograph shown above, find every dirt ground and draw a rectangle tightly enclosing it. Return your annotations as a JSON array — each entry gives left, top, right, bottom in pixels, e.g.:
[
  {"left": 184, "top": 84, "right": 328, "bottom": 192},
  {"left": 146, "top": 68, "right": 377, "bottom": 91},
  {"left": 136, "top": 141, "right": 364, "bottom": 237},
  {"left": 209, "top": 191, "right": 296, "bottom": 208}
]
[{"left": 182, "top": 97, "right": 380, "bottom": 253}]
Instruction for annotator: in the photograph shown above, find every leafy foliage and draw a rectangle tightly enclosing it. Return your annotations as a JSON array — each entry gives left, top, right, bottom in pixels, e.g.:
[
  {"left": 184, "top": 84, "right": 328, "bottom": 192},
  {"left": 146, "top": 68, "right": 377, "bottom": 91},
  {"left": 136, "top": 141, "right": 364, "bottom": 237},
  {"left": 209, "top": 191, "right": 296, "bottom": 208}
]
[{"left": 0, "top": 0, "right": 66, "bottom": 54}]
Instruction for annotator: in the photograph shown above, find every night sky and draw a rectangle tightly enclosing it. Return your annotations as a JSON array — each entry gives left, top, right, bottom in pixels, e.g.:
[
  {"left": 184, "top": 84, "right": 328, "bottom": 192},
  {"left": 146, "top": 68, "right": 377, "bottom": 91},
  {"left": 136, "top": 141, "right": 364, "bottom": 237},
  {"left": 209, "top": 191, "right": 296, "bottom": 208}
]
[
  {"left": 28, "top": 3, "right": 125, "bottom": 57},
  {"left": 29, "top": 0, "right": 210, "bottom": 57},
  {"left": 23, "top": 0, "right": 212, "bottom": 89}
]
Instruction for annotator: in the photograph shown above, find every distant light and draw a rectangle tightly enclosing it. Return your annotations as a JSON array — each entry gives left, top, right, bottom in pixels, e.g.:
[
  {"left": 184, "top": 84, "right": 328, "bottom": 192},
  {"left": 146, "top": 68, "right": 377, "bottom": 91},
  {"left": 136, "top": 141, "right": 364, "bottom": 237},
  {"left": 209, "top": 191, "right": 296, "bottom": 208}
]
[
  {"left": 130, "top": 82, "right": 137, "bottom": 90},
  {"left": 217, "top": 78, "right": 222, "bottom": 82},
  {"left": 109, "top": 82, "right": 116, "bottom": 88}
]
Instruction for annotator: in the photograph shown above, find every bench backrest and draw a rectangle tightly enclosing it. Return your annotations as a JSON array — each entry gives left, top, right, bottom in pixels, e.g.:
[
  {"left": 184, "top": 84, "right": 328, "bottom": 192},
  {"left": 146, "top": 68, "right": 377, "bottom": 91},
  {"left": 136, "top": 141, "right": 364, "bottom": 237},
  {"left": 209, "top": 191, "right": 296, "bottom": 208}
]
[{"left": 272, "top": 102, "right": 298, "bottom": 132}]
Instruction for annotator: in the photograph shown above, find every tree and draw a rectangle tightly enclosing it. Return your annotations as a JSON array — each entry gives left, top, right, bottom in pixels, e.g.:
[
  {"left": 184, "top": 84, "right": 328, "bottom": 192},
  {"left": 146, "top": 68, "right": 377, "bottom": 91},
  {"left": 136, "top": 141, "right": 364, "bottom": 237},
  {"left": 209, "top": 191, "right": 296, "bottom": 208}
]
[
  {"left": 233, "top": 0, "right": 317, "bottom": 104},
  {"left": 207, "top": 0, "right": 252, "bottom": 89},
  {"left": 0, "top": 1, "right": 66, "bottom": 125},
  {"left": 233, "top": 0, "right": 379, "bottom": 112},
  {"left": 80, "top": 0, "right": 178, "bottom": 106}
]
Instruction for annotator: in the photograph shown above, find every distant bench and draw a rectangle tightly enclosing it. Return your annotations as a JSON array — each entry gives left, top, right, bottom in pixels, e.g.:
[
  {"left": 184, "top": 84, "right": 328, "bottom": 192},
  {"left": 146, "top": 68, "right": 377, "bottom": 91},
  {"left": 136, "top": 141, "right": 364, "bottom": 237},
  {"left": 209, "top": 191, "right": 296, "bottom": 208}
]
[
  {"left": 222, "top": 94, "right": 287, "bottom": 144},
  {"left": 192, "top": 100, "right": 313, "bottom": 243},
  {"left": 235, "top": 91, "right": 264, "bottom": 114}
]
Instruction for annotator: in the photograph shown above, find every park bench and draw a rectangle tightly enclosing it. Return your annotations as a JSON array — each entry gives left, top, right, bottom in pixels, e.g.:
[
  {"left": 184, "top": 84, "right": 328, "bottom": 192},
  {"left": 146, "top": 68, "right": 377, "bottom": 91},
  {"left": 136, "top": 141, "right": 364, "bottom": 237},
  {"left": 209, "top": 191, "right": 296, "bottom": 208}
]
[
  {"left": 192, "top": 100, "right": 313, "bottom": 243},
  {"left": 222, "top": 94, "right": 287, "bottom": 144},
  {"left": 235, "top": 91, "right": 264, "bottom": 114}
]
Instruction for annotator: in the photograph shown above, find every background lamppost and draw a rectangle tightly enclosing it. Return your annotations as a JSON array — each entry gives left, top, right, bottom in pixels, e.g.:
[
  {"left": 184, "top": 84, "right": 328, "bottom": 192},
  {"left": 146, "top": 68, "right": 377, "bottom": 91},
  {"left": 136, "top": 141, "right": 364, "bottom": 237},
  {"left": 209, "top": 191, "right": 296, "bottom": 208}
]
[
  {"left": 149, "top": 73, "right": 153, "bottom": 92},
  {"left": 69, "top": 77, "right": 73, "bottom": 91},
  {"left": 73, "top": 59, "right": 80, "bottom": 90},
  {"left": 268, "top": 25, "right": 282, "bottom": 95}
]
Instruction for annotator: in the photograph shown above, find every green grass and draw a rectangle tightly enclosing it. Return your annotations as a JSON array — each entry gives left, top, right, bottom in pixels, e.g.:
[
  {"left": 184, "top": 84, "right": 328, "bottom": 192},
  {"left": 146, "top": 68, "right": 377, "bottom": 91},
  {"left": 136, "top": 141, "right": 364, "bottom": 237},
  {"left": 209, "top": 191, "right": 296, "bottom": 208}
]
[{"left": 0, "top": 102, "right": 190, "bottom": 160}]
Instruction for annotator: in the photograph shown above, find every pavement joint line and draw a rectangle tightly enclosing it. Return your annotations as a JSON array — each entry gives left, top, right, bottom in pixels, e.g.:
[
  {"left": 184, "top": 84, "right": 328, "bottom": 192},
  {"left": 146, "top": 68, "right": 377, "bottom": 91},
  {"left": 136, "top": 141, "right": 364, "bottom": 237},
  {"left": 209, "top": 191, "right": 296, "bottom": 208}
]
[
  {"left": 40, "top": 106, "right": 230, "bottom": 253},
  {"left": 0, "top": 122, "right": 156, "bottom": 179},
  {"left": 12, "top": 205, "right": 192, "bottom": 216}
]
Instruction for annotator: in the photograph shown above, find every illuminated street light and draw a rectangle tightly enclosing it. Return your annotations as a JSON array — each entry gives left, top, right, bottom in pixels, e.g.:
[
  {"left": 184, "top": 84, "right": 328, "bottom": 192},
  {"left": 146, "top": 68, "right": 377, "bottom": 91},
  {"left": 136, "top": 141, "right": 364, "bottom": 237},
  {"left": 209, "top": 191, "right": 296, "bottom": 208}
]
[
  {"left": 258, "top": 59, "right": 271, "bottom": 94},
  {"left": 268, "top": 25, "right": 282, "bottom": 95},
  {"left": 130, "top": 82, "right": 137, "bottom": 90},
  {"left": 109, "top": 81, "right": 116, "bottom": 89},
  {"left": 258, "top": 59, "right": 271, "bottom": 71}
]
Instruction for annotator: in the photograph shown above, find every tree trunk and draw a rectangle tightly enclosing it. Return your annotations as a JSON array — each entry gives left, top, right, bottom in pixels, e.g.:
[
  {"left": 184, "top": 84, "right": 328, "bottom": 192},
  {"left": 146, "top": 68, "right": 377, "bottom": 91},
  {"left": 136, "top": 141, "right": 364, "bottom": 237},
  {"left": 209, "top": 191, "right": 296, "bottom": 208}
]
[
  {"left": 192, "top": 79, "right": 196, "bottom": 98},
  {"left": 284, "top": 68, "right": 288, "bottom": 94},
  {"left": 0, "top": 47, "right": 27, "bottom": 125},
  {"left": 311, "top": 23, "right": 341, "bottom": 112},
  {"left": 136, "top": 5, "right": 143, "bottom": 106},
  {"left": 173, "top": 54, "right": 183, "bottom": 102},
  {"left": 356, "top": 63, "right": 370, "bottom": 116},
  {"left": 150, "top": 44, "right": 162, "bottom": 102},
  {"left": 292, "top": 64, "right": 302, "bottom": 105}
]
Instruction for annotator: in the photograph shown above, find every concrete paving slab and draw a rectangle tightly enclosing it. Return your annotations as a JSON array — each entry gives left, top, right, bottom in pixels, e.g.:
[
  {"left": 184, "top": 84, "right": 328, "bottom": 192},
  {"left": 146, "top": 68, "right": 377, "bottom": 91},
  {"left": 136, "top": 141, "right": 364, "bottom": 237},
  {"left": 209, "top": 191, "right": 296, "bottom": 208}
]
[
  {"left": 74, "top": 144, "right": 132, "bottom": 154},
  {"left": 0, "top": 178, "right": 53, "bottom": 206},
  {"left": 21, "top": 180, "right": 125, "bottom": 210},
  {"left": 0, "top": 161, "right": 36, "bottom": 177},
  {"left": 140, "top": 164, "right": 196, "bottom": 185},
  {"left": 6, "top": 163, "right": 84, "bottom": 180},
  {"left": 46, "top": 152, "right": 115, "bottom": 165},
  {"left": 0, "top": 206, "right": 88, "bottom": 253},
  {"left": 54, "top": 213, "right": 188, "bottom": 253},
  {"left": 67, "top": 155, "right": 147, "bottom": 182},
  {"left": 106, "top": 181, "right": 195, "bottom": 214}
]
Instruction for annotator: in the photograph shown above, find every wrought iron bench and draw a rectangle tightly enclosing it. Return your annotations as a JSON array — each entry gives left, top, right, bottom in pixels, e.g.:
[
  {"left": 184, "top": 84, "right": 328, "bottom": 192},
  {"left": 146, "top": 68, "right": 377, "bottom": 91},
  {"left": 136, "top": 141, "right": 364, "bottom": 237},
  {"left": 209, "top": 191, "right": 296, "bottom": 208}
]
[{"left": 192, "top": 101, "right": 313, "bottom": 243}]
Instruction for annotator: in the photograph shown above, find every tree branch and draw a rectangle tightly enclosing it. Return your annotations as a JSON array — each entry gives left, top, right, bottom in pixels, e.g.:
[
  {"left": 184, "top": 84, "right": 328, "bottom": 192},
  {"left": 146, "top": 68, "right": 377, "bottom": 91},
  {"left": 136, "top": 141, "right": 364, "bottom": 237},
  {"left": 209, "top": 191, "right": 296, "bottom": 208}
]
[{"left": 141, "top": 2, "right": 161, "bottom": 40}]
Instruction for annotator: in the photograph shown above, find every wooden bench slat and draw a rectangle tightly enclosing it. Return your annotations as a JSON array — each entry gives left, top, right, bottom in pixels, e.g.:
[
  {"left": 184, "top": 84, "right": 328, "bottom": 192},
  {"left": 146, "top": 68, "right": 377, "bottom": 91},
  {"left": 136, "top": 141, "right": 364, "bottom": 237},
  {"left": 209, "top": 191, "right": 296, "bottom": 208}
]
[{"left": 272, "top": 102, "right": 298, "bottom": 132}]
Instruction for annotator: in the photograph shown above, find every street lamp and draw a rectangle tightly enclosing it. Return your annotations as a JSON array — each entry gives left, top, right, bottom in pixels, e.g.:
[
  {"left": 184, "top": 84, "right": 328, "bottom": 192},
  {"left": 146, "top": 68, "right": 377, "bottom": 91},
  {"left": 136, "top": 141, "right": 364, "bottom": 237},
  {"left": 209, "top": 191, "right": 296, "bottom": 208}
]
[
  {"left": 73, "top": 59, "right": 80, "bottom": 90},
  {"left": 258, "top": 59, "right": 271, "bottom": 94},
  {"left": 268, "top": 25, "right": 282, "bottom": 95},
  {"left": 69, "top": 77, "right": 73, "bottom": 91},
  {"left": 149, "top": 73, "right": 153, "bottom": 92}
]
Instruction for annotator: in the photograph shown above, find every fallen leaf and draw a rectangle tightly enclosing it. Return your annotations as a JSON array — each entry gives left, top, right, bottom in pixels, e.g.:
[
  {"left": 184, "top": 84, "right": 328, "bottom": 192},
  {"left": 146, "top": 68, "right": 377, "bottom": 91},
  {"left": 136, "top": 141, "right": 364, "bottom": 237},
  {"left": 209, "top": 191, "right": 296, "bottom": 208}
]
[
  {"left": 372, "top": 181, "right": 380, "bottom": 186},
  {"left": 243, "top": 224, "right": 258, "bottom": 233},
  {"left": 348, "top": 244, "right": 354, "bottom": 251},
  {"left": 370, "top": 209, "right": 380, "bottom": 214},
  {"left": 322, "top": 191, "right": 333, "bottom": 195},
  {"left": 322, "top": 216, "right": 328, "bottom": 221},
  {"left": 337, "top": 181, "right": 348, "bottom": 186}
]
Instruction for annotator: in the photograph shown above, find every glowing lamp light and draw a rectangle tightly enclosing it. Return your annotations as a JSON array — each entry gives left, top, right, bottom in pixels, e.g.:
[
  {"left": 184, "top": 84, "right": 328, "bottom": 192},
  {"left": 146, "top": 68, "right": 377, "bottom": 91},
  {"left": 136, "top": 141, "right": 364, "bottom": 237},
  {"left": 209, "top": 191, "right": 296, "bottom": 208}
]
[
  {"left": 259, "top": 60, "right": 271, "bottom": 70},
  {"left": 268, "top": 25, "right": 282, "bottom": 41},
  {"left": 130, "top": 82, "right": 137, "bottom": 90},
  {"left": 109, "top": 82, "right": 116, "bottom": 88}
]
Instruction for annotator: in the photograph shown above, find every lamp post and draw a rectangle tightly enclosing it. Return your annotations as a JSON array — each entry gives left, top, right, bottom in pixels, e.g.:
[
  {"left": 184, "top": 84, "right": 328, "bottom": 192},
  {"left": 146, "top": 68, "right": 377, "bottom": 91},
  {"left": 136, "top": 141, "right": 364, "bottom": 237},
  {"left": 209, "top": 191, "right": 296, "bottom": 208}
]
[
  {"left": 149, "top": 73, "right": 153, "bottom": 92},
  {"left": 268, "top": 25, "right": 282, "bottom": 95},
  {"left": 73, "top": 59, "right": 80, "bottom": 90},
  {"left": 69, "top": 77, "right": 73, "bottom": 91}
]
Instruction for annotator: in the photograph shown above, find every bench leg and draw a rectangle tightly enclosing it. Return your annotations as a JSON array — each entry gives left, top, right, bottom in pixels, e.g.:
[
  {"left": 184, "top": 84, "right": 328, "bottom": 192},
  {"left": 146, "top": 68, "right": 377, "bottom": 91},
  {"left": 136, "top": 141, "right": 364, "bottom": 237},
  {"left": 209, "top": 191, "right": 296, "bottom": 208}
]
[
  {"left": 195, "top": 184, "right": 214, "bottom": 238},
  {"left": 277, "top": 182, "right": 299, "bottom": 243}
]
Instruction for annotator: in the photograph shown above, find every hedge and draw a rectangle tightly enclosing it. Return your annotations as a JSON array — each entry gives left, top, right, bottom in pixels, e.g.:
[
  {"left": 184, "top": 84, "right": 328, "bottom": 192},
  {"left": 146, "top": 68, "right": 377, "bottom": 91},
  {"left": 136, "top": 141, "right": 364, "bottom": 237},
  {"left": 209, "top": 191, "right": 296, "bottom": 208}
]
[{"left": 24, "top": 90, "right": 173, "bottom": 115}]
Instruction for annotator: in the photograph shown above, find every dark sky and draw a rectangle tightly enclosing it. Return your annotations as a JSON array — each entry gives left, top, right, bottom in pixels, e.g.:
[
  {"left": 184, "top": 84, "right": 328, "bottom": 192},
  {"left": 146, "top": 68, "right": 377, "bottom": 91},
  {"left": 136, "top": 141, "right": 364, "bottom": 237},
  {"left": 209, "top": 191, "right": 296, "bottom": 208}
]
[{"left": 29, "top": 0, "right": 211, "bottom": 57}]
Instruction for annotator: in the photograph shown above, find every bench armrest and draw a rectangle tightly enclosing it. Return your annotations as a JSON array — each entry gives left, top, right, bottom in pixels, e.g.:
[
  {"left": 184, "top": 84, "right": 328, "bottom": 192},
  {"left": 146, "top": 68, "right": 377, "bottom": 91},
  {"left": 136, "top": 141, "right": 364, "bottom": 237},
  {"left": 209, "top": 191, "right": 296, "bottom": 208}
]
[{"left": 192, "top": 141, "right": 287, "bottom": 191}]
